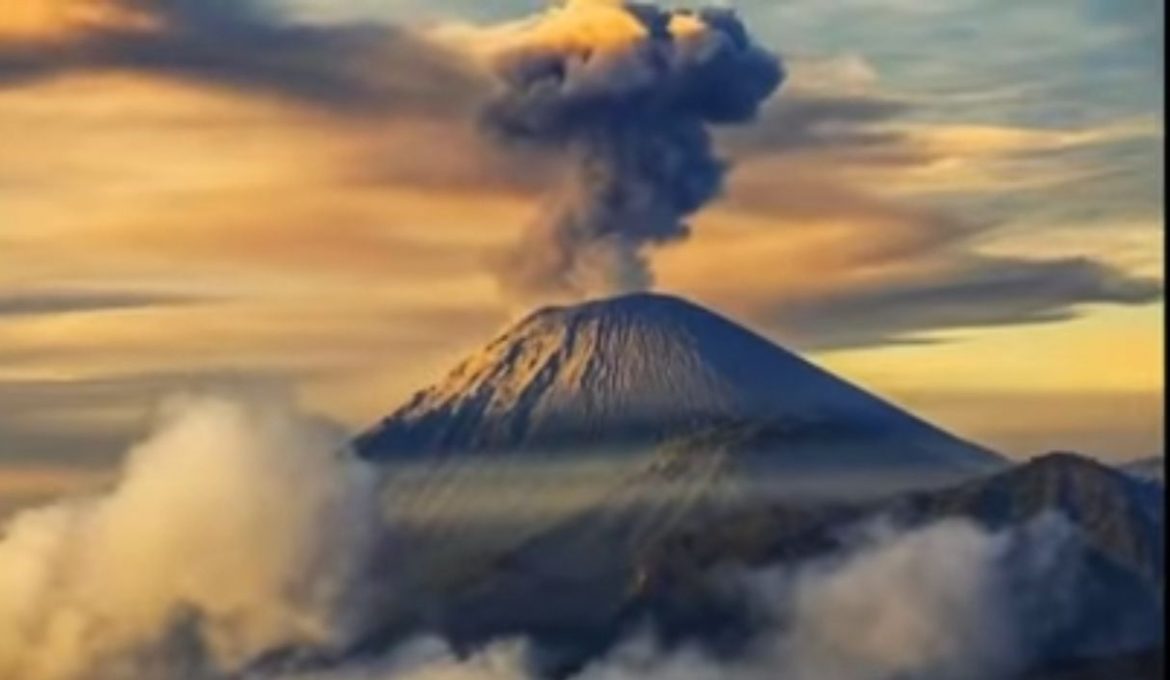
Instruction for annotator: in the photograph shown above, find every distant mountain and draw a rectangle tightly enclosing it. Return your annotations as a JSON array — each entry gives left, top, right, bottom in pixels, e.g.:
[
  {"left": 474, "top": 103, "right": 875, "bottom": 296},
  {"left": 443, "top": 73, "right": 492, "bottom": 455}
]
[
  {"left": 885, "top": 453, "right": 1165, "bottom": 661},
  {"left": 630, "top": 453, "right": 1164, "bottom": 669},
  {"left": 1121, "top": 456, "right": 1164, "bottom": 484},
  {"left": 357, "top": 293, "right": 1000, "bottom": 474},
  {"left": 891, "top": 453, "right": 1164, "bottom": 584}
]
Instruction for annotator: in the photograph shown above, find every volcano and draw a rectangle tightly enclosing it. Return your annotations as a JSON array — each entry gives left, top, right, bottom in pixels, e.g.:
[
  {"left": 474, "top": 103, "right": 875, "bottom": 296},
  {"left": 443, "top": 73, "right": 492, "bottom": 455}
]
[{"left": 357, "top": 293, "right": 1001, "bottom": 474}]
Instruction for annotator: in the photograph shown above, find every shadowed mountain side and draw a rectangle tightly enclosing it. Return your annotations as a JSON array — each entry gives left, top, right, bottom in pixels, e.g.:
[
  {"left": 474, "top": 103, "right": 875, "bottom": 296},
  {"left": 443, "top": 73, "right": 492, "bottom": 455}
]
[
  {"left": 886, "top": 452, "right": 1165, "bottom": 589},
  {"left": 1023, "top": 647, "right": 1163, "bottom": 680},
  {"left": 629, "top": 453, "right": 1164, "bottom": 671},
  {"left": 339, "top": 453, "right": 1161, "bottom": 679}
]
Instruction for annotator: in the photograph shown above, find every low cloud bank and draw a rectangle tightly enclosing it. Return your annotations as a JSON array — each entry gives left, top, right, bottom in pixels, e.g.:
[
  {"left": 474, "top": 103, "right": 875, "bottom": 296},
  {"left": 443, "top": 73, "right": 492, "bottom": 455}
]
[
  {"left": 0, "top": 395, "right": 1083, "bottom": 680},
  {"left": 0, "top": 395, "right": 382, "bottom": 680}
]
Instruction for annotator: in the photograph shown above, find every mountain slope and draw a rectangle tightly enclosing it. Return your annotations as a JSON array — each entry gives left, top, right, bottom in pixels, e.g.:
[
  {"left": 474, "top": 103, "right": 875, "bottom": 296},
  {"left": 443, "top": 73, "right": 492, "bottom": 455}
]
[
  {"left": 891, "top": 452, "right": 1165, "bottom": 587},
  {"left": 357, "top": 293, "right": 1000, "bottom": 473}
]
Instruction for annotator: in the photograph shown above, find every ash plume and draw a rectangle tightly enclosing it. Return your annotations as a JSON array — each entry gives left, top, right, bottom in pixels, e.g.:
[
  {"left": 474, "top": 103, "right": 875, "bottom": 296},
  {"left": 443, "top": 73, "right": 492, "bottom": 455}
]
[{"left": 478, "top": 0, "right": 783, "bottom": 304}]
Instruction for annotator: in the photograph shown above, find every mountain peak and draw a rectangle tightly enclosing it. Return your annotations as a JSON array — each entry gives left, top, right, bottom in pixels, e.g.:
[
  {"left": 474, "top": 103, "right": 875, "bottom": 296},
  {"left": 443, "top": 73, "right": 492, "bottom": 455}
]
[
  {"left": 357, "top": 294, "right": 1000, "bottom": 472},
  {"left": 532, "top": 291, "right": 696, "bottom": 314},
  {"left": 519, "top": 291, "right": 720, "bottom": 327}
]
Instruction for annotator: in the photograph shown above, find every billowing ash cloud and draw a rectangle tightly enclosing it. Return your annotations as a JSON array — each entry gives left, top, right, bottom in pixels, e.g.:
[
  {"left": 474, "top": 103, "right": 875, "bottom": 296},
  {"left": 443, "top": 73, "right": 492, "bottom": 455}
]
[{"left": 477, "top": 0, "right": 783, "bottom": 303}]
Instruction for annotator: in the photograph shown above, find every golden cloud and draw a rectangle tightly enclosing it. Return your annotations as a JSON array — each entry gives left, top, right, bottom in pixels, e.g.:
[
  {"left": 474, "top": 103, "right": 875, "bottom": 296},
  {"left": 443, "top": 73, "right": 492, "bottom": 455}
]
[{"left": 0, "top": 0, "right": 159, "bottom": 40}]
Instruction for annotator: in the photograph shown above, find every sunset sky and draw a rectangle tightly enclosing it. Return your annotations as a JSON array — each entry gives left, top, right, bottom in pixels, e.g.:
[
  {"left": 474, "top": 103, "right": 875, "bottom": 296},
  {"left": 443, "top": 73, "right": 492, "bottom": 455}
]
[{"left": 0, "top": 0, "right": 1163, "bottom": 509}]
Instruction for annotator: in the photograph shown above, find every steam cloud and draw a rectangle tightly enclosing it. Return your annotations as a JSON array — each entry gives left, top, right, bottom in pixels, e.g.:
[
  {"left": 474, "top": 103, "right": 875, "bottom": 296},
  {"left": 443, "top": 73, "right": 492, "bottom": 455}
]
[
  {"left": 0, "top": 395, "right": 381, "bottom": 680},
  {"left": 476, "top": 0, "right": 783, "bottom": 303}
]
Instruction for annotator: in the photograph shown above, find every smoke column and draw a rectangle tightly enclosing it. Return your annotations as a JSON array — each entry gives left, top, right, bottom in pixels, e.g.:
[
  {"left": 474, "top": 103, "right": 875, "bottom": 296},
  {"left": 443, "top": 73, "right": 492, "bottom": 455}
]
[{"left": 477, "top": 0, "right": 783, "bottom": 304}]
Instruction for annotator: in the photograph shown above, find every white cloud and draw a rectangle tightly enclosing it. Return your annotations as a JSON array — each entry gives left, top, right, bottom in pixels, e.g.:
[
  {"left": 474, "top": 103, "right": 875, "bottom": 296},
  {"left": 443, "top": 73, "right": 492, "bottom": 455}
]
[{"left": 0, "top": 394, "right": 382, "bottom": 680}]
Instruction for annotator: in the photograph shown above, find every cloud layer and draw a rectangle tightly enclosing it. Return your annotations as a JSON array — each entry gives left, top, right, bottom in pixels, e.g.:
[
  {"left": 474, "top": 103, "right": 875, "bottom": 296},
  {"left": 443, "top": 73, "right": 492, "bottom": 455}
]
[{"left": 0, "top": 393, "right": 1085, "bottom": 679}]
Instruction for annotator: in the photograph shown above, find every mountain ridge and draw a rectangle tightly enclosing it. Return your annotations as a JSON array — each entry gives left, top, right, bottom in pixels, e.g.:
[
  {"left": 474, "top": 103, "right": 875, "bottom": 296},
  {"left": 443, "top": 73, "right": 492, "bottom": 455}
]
[{"left": 327, "top": 450, "right": 1163, "bottom": 680}]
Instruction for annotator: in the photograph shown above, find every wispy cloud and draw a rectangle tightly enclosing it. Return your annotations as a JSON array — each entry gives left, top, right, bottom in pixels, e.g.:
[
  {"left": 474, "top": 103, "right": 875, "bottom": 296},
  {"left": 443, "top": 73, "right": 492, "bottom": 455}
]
[
  {"left": 0, "top": 287, "right": 201, "bottom": 319},
  {"left": 0, "top": 0, "right": 484, "bottom": 114}
]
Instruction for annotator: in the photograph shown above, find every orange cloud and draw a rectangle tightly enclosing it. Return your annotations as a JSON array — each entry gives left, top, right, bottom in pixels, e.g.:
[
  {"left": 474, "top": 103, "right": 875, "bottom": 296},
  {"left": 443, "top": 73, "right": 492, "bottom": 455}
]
[
  {"left": 0, "top": 465, "right": 108, "bottom": 496},
  {"left": 0, "top": 0, "right": 158, "bottom": 40}
]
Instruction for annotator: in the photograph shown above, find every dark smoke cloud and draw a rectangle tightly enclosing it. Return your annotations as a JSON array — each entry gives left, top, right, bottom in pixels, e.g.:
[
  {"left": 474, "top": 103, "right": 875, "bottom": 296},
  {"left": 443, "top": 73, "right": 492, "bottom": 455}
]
[{"left": 479, "top": 1, "right": 784, "bottom": 303}]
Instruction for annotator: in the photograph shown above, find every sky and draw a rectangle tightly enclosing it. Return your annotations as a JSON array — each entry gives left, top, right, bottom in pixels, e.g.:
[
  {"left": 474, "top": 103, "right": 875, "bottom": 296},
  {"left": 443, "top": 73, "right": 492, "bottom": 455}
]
[{"left": 0, "top": 0, "right": 1163, "bottom": 509}]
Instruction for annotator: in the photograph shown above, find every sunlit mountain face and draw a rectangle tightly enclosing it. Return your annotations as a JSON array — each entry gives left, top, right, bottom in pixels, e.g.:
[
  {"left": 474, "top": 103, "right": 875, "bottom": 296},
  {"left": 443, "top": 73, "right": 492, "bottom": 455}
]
[
  {"left": 0, "top": 2, "right": 1163, "bottom": 680},
  {"left": 357, "top": 294, "right": 1000, "bottom": 471}
]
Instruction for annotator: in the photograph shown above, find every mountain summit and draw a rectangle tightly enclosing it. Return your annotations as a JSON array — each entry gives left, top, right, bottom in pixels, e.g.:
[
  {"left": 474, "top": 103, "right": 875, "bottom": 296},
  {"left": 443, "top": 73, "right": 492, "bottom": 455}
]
[{"left": 357, "top": 294, "right": 1000, "bottom": 473}]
